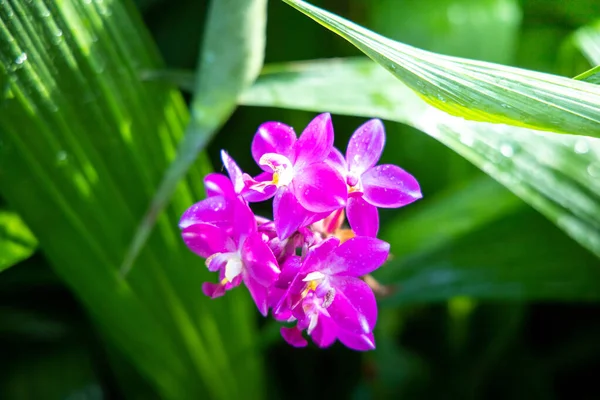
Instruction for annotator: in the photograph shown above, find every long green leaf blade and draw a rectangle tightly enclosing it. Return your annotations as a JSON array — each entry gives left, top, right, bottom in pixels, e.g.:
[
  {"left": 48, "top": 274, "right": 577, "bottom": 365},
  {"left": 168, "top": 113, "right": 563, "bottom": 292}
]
[
  {"left": 383, "top": 219, "right": 600, "bottom": 303},
  {"left": 573, "top": 20, "right": 600, "bottom": 65},
  {"left": 378, "top": 184, "right": 600, "bottom": 304},
  {"left": 0, "top": 210, "right": 37, "bottom": 272},
  {"left": 371, "top": 178, "right": 600, "bottom": 303},
  {"left": 241, "top": 58, "right": 600, "bottom": 258},
  {"left": 380, "top": 178, "right": 523, "bottom": 262},
  {"left": 0, "top": 0, "right": 263, "bottom": 398},
  {"left": 121, "top": 0, "right": 267, "bottom": 275},
  {"left": 281, "top": 0, "right": 600, "bottom": 137},
  {"left": 563, "top": 20, "right": 600, "bottom": 83},
  {"left": 243, "top": 60, "right": 600, "bottom": 301},
  {"left": 575, "top": 66, "right": 600, "bottom": 84}
]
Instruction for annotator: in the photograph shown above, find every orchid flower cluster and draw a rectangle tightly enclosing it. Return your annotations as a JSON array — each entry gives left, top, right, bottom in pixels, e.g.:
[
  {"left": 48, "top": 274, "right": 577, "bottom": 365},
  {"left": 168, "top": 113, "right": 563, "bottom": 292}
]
[{"left": 179, "top": 114, "right": 422, "bottom": 350}]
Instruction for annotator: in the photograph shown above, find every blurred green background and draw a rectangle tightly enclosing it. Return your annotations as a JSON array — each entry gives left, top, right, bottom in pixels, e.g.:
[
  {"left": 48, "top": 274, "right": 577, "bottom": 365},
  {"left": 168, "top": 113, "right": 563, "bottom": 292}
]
[{"left": 1, "top": 0, "right": 600, "bottom": 399}]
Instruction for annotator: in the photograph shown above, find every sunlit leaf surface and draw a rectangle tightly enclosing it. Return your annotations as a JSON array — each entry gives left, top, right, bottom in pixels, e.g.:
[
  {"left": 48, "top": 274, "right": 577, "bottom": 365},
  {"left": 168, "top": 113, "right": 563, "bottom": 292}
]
[
  {"left": 369, "top": 0, "right": 521, "bottom": 65},
  {"left": 0, "top": 0, "right": 263, "bottom": 398},
  {"left": 122, "top": 0, "right": 268, "bottom": 275},
  {"left": 376, "top": 178, "right": 600, "bottom": 304},
  {"left": 241, "top": 58, "right": 600, "bottom": 259},
  {"left": 282, "top": 0, "right": 600, "bottom": 137},
  {"left": 573, "top": 20, "right": 600, "bottom": 65},
  {"left": 0, "top": 210, "right": 37, "bottom": 272},
  {"left": 575, "top": 66, "right": 600, "bottom": 85}
]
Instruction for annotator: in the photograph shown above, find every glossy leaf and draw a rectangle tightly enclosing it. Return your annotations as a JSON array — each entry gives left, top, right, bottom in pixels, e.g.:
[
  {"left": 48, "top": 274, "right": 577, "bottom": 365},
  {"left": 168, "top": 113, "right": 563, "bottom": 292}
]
[
  {"left": 369, "top": 0, "right": 521, "bottom": 65},
  {"left": 0, "top": 1, "right": 263, "bottom": 399},
  {"left": 571, "top": 20, "right": 600, "bottom": 84},
  {"left": 380, "top": 178, "right": 523, "bottom": 261},
  {"left": 0, "top": 210, "right": 37, "bottom": 272},
  {"left": 142, "top": 69, "right": 196, "bottom": 92},
  {"left": 573, "top": 19, "right": 600, "bottom": 65},
  {"left": 376, "top": 184, "right": 600, "bottom": 304},
  {"left": 562, "top": 20, "right": 600, "bottom": 83},
  {"left": 241, "top": 58, "right": 600, "bottom": 258},
  {"left": 281, "top": 0, "right": 600, "bottom": 137},
  {"left": 576, "top": 66, "right": 600, "bottom": 85},
  {"left": 122, "top": 0, "right": 268, "bottom": 275}
]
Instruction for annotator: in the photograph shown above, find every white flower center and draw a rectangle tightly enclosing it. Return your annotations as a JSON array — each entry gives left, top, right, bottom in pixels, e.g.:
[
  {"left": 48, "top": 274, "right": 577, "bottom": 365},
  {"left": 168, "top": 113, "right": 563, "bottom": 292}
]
[
  {"left": 259, "top": 153, "right": 294, "bottom": 187},
  {"left": 224, "top": 256, "right": 243, "bottom": 282}
]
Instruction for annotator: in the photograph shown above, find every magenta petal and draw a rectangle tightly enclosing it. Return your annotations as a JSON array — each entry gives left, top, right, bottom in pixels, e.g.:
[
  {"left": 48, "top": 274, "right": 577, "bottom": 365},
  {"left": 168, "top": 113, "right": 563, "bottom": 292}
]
[
  {"left": 242, "top": 232, "right": 280, "bottom": 287},
  {"left": 231, "top": 199, "right": 257, "bottom": 243},
  {"left": 346, "top": 119, "right": 385, "bottom": 175},
  {"left": 303, "top": 210, "right": 332, "bottom": 228},
  {"left": 362, "top": 164, "right": 422, "bottom": 208},
  {"left": 179, "top": 196, "right": 232, "bottom": 229},
  {"left": 242, "top": 172, "right": 277, "bottom": 202},
  {"left": 204, "top": 173, "right": 236, "bottom": 198},
  {"left": 314, "top": 208, "right": 345, "bottom": 235},
  {"left": 293, "top": 113, "right": 334, "bottom": 168},
  {"left": 252, "top": 122, "right": 296, "bottom": 170},
  {"left": 221, "top": 150, "right": 245, "bottom": 193},
  {"left": 271, "top": 293, "right": 294, "bottom": 322},
  {"left": 328, "top": 236, "right": 390, "bottom": 276},
  {"left": 302, "top": 237, "right": 340, "bottom": 273},
  {"left": 226, "top": 273, "right": 244, "bottom": 289},
  {"left": 276, "top": 255, "right": 302, "bottom": 290},
  {"left": 325, "top": 147, "right": 347, "bottom": 178},
  {"left": 243, "top": 273, "right": 270, "bottom": 316},
  {"left": 311, "top": 313, "right": 338, "bottom": 348},
  {"left": 273, "top": 186, "right": 314, "bottom": 240},
  {"left": 202, "top": 282, "right": 226, "bottom": 299},
  {"left": 181, "top": 223, "right": 235, "bottom": 258},
  {"left": 273, "top": 256, "right": 306, "bottom": 315},
  {"left": 243, "top": 189, "right": 276, "bottom": 203},
  {"left": 281, "top": 326, "right": 308, "bottom": 348},
  {"left": 293, "top": 163, "right": 347, "bottom": 213},
  {"left": 328, "top": 276, "right": 377, "bottom": 334},
  {"left": 337, "top": 330, "right": 376, "bottom": 351},
  {"left": 346, "top": 196, "right": 379, "bottom": 237},
  {"left": 206, "top": 252, "right": 230, "bottom": 272}
]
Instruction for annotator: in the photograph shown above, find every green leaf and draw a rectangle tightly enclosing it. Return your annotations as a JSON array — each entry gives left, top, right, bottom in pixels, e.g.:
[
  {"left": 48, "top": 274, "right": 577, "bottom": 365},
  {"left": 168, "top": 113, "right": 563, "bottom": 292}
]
[
  {"left": 576, "top": 65, "right": 600, "bottom": 85},
  {"left": 380, "top": 178, "right": 523, "bottom": 262},
  {"left": 377, "top": 187, "right": 600, "bottom": 304},
  {"left": 373, "top": 176, "right": 599, "bottom": 305},
  {"left": 369, "top": 0, "right": 521, "bottom": 64},
  {"left": 241, "top": 58, "right": 600, "bottom": 258},
  {"left": 281, "top": 0, "right": 600, "bottom": 137},
  {"left": 0, "top": 1, "right": 263, "bottom": 399},
  {"left": 561, "top": 20, "right": 600, "bottom": 81},
  {"left": 121, "top": 0, "right": 267, "bottom": 275},
  {"left": 141, "top": 69, "right": 195, "bottom": 92},
  {"left": 368, "top": 0, "right": 522, "bottom": 189},
  {"left": 573, "top": 19, "right": 600, "bottom": 65},
  {"left": 570, "top": 20, "right": 600, "bottom": 84},
  {"left": 0, "top": 210, "right": 37, "bottom": 272}
]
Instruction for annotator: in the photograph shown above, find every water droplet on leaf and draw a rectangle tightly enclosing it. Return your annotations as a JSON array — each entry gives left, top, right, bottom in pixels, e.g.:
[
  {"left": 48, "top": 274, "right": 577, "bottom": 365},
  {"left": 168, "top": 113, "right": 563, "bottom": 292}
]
[
  {"left": 14, "top": 53, "right": 27, "bottom": 65},
  {"left": 500, "top": 144, "right": 514, "bottom": 157},
  {"left": 56, "top": 151, "right": 68, "bottom": 165},
  {"left": 574, "top": 139, "right": 589, "bottom": 154},
  {"left": 587, "top": 163, "right": 600, "bottom": 177}
]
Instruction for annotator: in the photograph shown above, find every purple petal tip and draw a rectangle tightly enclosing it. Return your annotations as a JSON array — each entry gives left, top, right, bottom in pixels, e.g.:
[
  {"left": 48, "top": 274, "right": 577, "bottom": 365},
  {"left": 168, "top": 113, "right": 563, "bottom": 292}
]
[{"left": 281, "top": 326, "right": 308, "bottom": 348}]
